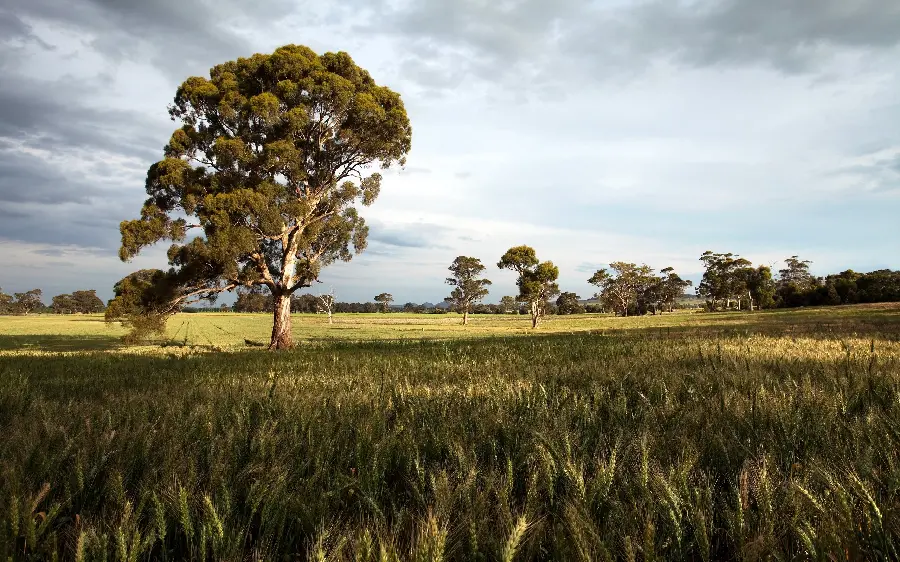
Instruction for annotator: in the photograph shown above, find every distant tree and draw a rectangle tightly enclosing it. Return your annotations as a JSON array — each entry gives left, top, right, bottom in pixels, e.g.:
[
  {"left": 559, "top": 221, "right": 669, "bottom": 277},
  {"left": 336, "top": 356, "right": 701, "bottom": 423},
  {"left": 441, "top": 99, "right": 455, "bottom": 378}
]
[
  {"left": 778, "top": 256, "right": 815, "bottom": 289},
  {"left": 71, "top": 290, "right": 105, "bottom": 313},
  {"left": 444, "top": 256, "right": 492, "bottom": 325},
  {"left": 13, "top": 289, "right": 43, "bottom": 315},
  {"left": 827, "top": 270, "right": 862, "bottom": 304},
  {"left": 234, "top": 286, "right": 272, "bottom": 313},
  {"left": 115, "top": 45, "right": 412, "bottom": 350},
  {"left": 742, "top": 266, "right": 776, "bottom": 310},
  {"left": 776, "top": 255, "right": 818, "bottom": 307},
  {"left": 499, "top": 295, "right": 518, "bottom": 314},
  {"left": 290, "top": 293, "right": 318, "bottom": 313},
  {"left": 588, "top": 263, "right": 655, "bottom": 316},
  {"left": 498, "top": 246, "right": 560, "bottom": 328},
  {"left": 697, "top": 251, "right": 752, "bottom": 310},
  {"left": 51, "top": 294, "right": 77, "bottom": 314},
  {"left": 374, "top": 293, "right": 394, "bottom": 313},
  {"left": 317, "top": 289, "right": 336, "bottom": 324},
  {"left": 653, "top": 267, "right": 693, "bottom": 313},
  {"left": 556, "top": 292, "right": 585, "bottom": 315},
  {"left": 855, "top": 270, "right": 900, "bottom": 303},
  {"left": 0, "top": 288, "right": 12, "bottom": 314}
]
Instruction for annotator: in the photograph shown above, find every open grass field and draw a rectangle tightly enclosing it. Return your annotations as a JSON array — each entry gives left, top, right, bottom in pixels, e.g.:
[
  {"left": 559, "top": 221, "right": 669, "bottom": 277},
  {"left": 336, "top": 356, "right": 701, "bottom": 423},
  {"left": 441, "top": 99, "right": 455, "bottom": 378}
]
[{"left": 2, "top": 304, "right": 900, "bottom": 560}]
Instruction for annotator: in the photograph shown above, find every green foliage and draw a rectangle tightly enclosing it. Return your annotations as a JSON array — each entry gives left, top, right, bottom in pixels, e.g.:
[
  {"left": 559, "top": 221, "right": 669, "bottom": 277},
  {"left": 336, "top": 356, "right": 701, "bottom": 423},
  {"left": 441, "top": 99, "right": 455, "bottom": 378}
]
[
  {"left": 499, "top": 296, "right": 518, "bottom": 314},
  {"left": 653, "top": 267, "right": 693, "bottom": 313},
  {"left": 588, "top": 262, "right": 656, "bottom": 316},
  {"left": 117, "top": 44, "right": 412, "bottom": 349},
  {"left": 2, "top": 309, "right": 900, "bottom": 559},
  {"left": 778, "top": 268, "right": 900, "bottom": 309},
  {"left": 744, "top": 265, "right": 776, "bottom": 310},
  {"left": 105, "top": 270, "right": 178, "bottom": 343},
  {"left": 50, "top": 290, "right": 105, "bottom": 314},
  {"left": 444, "top": 256, "right": 492, "bottom": 324},
  {"left": 697, "top": 251, "right": 753, "bottom": 311},
  {"left": 0, "top": 287, "right": 14, "bottom": 315},
  {"left": 498, "top": 246, "right": 559, "bottom": 328},
  {"left": 374, "top": 293, "right": 394, "bottom": 313},
  {"left": 234, "top": 285, "right": 272, "bottom": 313},
  {"left": 555, "top": 292, "right": 584, "bottom": 315},
  {"left": 2, "top": 289, "right": 44, "bottom": 315}
]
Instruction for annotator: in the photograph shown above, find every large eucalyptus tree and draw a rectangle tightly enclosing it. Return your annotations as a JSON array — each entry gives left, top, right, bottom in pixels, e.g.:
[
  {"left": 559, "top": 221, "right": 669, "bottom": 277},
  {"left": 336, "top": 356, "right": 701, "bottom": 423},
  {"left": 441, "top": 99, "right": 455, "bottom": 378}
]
[{"left": 117, "top": 45, "right": 411, "bottom": 349}]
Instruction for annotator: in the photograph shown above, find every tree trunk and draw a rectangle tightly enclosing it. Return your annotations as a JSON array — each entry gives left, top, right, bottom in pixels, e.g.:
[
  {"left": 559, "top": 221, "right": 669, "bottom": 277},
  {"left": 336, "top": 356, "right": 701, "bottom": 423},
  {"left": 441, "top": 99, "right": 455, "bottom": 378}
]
[
  {"left": 531, "top": 300, "right": 540, "bottom": 328},
  {"left": 269, "top": 293, "right": 293, "bottom": 350},
  {"left": 748, "top": 290, "right": 754, "bottom": 312},
  {"left": 463, "top": 309, "right": 469, "bottom": 325},
  {"left": 327, "top": 310, "right": 333, "bottom": 324}
]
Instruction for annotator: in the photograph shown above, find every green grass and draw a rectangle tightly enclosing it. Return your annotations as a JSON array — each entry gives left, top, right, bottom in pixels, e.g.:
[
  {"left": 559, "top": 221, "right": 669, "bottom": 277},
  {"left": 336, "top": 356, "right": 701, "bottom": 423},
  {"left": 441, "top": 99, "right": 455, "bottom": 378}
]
[{"left": 1, "top": 305, "right": 899, "bottom": 560}]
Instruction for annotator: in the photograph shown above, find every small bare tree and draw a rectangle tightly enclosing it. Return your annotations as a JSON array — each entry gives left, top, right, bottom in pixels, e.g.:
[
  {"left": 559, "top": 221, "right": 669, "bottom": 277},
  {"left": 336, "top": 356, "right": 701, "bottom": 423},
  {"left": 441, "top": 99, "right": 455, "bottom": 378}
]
[{"left": 316, "top": 289, "right": 336, "bottom": 324}]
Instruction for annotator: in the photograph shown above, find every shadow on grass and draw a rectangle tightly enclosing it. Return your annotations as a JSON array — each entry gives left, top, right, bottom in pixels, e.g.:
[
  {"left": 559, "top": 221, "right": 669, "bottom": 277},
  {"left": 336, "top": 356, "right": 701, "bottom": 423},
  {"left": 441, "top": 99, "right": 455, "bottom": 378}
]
[
  {"left": 578, "top": 305, "right": 900, "bottom": 342},
  {"left": 0, "top": 334, "right": 124, "bottom": 352}
]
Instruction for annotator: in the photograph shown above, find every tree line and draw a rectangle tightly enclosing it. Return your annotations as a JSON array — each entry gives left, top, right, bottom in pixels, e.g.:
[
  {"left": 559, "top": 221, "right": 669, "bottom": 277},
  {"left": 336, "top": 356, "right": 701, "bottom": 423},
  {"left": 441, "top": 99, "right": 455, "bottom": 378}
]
[
  {"left": 3, "top": 252, "right": 898, "bottom": 322},
  {"left": 695, "top": 252, "right": 900, "bottom": 311},
  {"left": 0, "top": 288, "right": 105, "bottom": 315}
]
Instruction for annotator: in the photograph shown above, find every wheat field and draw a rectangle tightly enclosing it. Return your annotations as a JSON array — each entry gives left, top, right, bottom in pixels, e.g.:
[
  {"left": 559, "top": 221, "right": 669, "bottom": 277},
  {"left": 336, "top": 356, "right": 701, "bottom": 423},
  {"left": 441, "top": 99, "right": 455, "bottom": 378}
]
[{"left": 1, "top": 305, "right": 899, "bottom": 560}]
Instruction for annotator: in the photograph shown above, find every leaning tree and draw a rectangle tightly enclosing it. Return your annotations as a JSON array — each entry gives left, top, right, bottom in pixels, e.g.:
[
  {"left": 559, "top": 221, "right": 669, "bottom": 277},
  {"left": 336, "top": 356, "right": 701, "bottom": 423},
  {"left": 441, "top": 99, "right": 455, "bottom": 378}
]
[{"left": 116, "top": 45, "right": 411, "bottom": 349}]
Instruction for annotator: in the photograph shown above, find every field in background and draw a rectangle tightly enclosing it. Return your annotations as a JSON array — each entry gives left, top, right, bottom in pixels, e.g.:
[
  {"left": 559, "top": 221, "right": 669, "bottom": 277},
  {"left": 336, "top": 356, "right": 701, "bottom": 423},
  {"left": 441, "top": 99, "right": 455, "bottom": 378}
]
[
  {"left": 2, "top": 303, "right": 899, "bottom": 354},
  {"left": 1, "top": 304, "right": 899, "bottom": 560}
]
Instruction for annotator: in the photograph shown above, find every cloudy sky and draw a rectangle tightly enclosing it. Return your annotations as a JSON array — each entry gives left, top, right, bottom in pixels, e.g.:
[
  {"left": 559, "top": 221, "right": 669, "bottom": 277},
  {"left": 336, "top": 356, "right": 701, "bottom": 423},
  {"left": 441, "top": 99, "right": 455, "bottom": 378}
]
[{"left": 1, "top": 0, "right": 898, "bottom": 304}]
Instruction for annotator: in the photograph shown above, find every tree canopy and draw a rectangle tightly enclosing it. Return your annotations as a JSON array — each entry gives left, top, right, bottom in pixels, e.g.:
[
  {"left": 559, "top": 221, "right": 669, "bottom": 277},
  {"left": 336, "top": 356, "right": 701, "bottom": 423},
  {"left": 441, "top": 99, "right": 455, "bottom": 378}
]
[
  {"left": 556, "top": 292, "right": 584, "bottom": 315},
  {"left": 444, "top": 256, "right": 492, "bottom": 325},
  {"left": 373, "top": 293, "right": 394, "bottom": 313},
  {"left": 9, "top": 289, "right": 43, "bottom": 315},
  {"left": 117, "top": 44, "right": 411, "bottom": 349},
  {"left": 588, "top": 262, "right": 654, "bottom": 316},
  {"left": 498, "top": 246, "right": 559, "bottom": 328},
  {"left": 51, "top": 290, "right": 105, "bottom": 314}
]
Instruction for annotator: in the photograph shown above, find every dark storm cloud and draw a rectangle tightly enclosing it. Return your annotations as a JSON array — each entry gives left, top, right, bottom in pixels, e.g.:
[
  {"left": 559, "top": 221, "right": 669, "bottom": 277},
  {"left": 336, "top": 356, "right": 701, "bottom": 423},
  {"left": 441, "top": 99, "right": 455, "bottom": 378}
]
[
  {"left": 0, "top": 0, "right": 309, "bottom": 252},
  {"left": 0, "top": 198, "right": 128, "bottom": 250},
  {"left": 0, "top": 80, "right": 159, "bottom": 248},
  {"left": 0, "top": 151, "right": 97, "bottom": 204},
  {"left": 0, "top": 8, "right": 43, "bottom": 44},
  {"left": 356, "top": 0, "right": 900, "bottom": 90},
  {"left": 0, "top": 77, "right": 167, "bottom": 160},
  {"left": 6, "top": 0, "right": 299, "bottom": 77},
  {"left": 584, "top": 0, "right": 900, "bottom": 73}
]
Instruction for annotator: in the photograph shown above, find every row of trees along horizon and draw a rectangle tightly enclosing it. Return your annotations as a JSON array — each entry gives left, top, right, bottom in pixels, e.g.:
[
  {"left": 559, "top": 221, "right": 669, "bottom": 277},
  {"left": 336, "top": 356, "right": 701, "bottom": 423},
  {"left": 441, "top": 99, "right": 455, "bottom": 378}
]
[
  {"left": 11, "top": 43, "right": 891, "bottom": 348},
  {"left": 3, "top": 253, "right": 899, "bottom": 322}
]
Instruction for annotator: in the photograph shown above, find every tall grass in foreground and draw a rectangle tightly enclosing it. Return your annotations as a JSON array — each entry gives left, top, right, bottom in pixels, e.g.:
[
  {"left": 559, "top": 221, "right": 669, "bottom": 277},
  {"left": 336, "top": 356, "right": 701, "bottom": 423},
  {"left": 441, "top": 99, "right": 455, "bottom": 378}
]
[{"left": 1, "top": 329, "right": 899, "bottom": 560}]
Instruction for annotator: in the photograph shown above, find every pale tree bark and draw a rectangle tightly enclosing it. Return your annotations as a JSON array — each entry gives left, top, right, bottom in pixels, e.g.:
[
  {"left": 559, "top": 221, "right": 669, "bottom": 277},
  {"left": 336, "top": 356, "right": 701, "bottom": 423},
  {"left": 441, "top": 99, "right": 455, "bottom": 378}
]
[
  {"left": 270, "top": 292, "right": 293, "bottom": 350},
  {"left": 463, "top": 309, "right": 469, "bottom": 325},
  {"left": 531, "top": 300, "right": 540, "bottom": 328}
]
